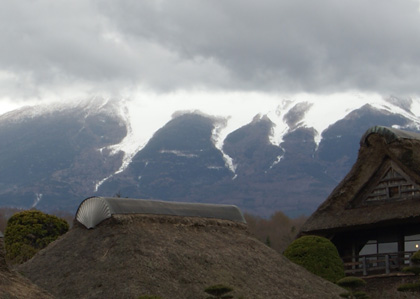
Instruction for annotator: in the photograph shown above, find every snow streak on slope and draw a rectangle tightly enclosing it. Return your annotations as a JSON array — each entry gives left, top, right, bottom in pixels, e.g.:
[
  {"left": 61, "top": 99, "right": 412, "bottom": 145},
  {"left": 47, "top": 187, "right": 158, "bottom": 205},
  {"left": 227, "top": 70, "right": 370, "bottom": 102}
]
[
  {"left": 211, "top": 118, "right": 237, "bottom": 174},
  {"left": 94, "top": 99, "right": 144, "bottom": 191}
]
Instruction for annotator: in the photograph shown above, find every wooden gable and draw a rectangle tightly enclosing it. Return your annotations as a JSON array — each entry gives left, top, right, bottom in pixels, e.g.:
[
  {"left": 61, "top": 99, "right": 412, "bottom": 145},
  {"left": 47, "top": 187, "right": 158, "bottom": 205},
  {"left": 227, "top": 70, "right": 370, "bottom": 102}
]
[{"left": 350, "top": 159, "right": 420, "bottom": 208}]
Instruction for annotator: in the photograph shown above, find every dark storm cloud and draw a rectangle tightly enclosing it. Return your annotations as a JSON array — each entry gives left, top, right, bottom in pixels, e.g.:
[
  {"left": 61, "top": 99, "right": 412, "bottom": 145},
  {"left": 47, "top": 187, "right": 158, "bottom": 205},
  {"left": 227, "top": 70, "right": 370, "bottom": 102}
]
[
  {"left": 0, "top": 1, "right": 141, "bottom": 98},
  {"left": 2, "top": 0, "right": 420, "bottom": 99}
]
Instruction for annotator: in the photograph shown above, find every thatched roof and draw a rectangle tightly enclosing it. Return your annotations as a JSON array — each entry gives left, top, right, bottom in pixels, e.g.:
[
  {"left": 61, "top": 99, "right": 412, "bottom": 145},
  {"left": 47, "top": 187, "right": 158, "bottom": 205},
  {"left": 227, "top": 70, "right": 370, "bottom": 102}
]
[
  {"left": 0, "top": 237, "right": 53, "bottom": 298},
  {"left": 76, "top": 197, "right": 245, "bottom": 229},
  {"left": 19, "top": 214, "right": 344, "bottom": 298},
  {"left": 301, "top": 126, "right": 420, "bottom": 236}
]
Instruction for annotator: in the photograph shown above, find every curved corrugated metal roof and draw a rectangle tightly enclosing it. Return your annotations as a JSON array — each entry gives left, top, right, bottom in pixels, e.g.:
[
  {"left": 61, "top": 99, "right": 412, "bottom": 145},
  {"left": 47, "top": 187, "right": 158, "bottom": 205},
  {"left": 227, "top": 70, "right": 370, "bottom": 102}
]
[
  {"left": 76, "top": 197, "right": 246, "bottom": 229},
  {"left": 360, "top": 125, "right": 420, "bottom": 146}
]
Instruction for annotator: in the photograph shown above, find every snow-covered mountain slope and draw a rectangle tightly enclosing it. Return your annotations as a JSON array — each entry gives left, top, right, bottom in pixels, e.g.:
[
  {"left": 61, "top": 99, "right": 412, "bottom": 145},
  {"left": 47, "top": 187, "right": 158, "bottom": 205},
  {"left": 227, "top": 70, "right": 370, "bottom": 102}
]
[
  {"left": 104, "top": 93, "right": 420, "bottom": 181},
  {"left": 0, "top": 98, "right": 127, "bottom": 210},
  {"left": 2, "top": 93, "right": 420, "bottom": 216}
]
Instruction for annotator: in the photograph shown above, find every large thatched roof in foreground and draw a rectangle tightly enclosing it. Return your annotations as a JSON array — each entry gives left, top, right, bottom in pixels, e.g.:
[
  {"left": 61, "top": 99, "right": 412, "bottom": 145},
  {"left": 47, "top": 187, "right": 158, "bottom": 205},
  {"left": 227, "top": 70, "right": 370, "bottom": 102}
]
[
  {"left": 301, "top": 126, "right": 420, "bottom": 236},
  {"left": 19, "top": 214, "right": 344, "bottom": 298}
]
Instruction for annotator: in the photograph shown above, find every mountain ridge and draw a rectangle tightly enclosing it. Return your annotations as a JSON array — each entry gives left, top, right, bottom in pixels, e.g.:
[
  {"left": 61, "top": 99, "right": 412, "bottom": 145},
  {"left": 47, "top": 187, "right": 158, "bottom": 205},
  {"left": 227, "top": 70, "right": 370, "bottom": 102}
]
[{"left": 1, "top": 95, "right": 420, "bottom": 216}]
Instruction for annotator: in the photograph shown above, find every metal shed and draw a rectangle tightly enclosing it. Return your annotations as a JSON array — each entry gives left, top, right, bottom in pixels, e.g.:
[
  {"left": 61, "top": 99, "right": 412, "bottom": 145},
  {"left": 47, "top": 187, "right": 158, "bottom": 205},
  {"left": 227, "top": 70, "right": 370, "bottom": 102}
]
[{"left": 76, "top": 197, "right": 246, "bottom": 229}]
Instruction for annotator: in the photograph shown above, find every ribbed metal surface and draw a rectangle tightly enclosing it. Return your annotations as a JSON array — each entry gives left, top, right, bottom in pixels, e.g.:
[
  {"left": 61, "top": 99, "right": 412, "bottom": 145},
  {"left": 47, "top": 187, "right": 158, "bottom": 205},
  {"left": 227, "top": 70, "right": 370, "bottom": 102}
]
[
  {"left": 76, "top": 197, "right": 112, "bottom": 229},
  {"left": 75, "top": 197, "right": 246, "bottom": 229}
]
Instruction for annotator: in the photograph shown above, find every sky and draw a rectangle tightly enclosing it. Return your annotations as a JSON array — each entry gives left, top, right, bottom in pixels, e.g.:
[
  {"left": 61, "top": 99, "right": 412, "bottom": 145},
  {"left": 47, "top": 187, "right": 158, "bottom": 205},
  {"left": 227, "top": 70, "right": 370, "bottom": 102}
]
[{"left": 2, "top": 0, "right": 420, "bottom": 113}]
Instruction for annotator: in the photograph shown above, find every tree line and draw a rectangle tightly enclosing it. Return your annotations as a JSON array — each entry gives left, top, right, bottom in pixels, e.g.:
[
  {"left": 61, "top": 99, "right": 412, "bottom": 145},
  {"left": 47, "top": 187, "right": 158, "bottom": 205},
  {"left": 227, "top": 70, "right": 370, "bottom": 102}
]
[{"left": 244, "top": 211, "right": 307, "bottom": 253}]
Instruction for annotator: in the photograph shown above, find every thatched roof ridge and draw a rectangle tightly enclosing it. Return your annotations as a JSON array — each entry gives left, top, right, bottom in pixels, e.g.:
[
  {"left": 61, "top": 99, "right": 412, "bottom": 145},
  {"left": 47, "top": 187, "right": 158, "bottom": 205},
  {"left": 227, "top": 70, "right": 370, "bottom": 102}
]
[
  {"left": 76, "top": 197, "right": 246, "bottom": 229},
  {"left": 360, "top": 125, "right": 420, "bottom": 146},
  {"left": 301, "top": 126, "right": 420, "bottom": 236}
]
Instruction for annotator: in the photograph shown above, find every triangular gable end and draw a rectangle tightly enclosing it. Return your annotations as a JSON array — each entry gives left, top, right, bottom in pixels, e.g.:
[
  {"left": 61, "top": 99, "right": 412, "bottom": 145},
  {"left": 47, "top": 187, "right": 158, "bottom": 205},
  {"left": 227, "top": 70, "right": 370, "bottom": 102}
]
[{"left": 350, "top": 160, "right": 420, "bottom": 207}]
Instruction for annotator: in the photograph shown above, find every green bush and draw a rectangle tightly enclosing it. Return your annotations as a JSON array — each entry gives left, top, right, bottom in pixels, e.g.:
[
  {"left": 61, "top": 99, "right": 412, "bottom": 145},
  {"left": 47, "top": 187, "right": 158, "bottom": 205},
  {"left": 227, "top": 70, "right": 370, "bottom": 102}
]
[
  {"left": 204, "top": 284, "right": 234, "bottom": 299},
  {"left": 337, "top": 276, "right": 367, "bottom": 289},
  {"left": 352, "top": 291, "right": 370, "bottom": 299},
  {"left": 397, "top": 282, "right": 420, "bottom": 292},
  {"left": 398, "top": 253, "right": 420, "bottom": 292},
  {"left": 5, "top": 210, "right": 69, "bottom": 264},
  {"left": 411, "top": 250, "right": 420, "bottom": 265},
  {"left": 283, "top": 235, "right": 345, "bottom": 283},
  {"left": 337, "top": 277, "right": 368, "bottom": 298},
  {"left": 402, "top": 266, "right": 420, "bottom": 276}
]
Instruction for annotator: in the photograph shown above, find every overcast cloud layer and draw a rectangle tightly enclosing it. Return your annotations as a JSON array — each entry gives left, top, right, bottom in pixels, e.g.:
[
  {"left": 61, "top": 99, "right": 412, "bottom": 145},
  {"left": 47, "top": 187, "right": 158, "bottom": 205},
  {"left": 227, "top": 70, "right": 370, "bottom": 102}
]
[{"left": 2, "top": 0, "right": 420, "bottom": 103}]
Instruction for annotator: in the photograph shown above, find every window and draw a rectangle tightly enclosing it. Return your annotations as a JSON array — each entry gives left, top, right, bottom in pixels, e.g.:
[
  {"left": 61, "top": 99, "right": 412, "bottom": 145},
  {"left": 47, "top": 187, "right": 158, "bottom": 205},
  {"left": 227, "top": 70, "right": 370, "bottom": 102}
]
[
  {"left": 404, "top": 234, "right": 420, "bottom": 264},
  {"left": 405, "top": 234, "right": 420, "bottom": 252},
  {"left": 359, "top": 239, "right": 398, "bottom": 255},
  {"left": 378, "top": 242, "right": 398, "bottom": 254},
  {"left": 388, "top": 186, "right": 399, "bottom": 198},
  {"left": 359, "top": 240, "right": 377, "bottom": 255}
]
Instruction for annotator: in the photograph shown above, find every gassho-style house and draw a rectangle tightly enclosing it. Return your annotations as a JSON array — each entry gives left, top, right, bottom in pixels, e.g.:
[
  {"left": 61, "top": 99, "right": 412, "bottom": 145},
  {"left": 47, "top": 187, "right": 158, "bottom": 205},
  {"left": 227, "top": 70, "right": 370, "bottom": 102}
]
[{"left": 300, "top": 126, "right": 420, "bottom": 276}]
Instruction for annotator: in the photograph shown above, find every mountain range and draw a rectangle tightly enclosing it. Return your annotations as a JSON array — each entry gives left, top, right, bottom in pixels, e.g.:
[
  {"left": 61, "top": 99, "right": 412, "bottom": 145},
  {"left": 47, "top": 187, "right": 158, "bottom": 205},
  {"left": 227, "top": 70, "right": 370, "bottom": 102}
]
[{"left": 1, "top": 95, "right": 419, "bottom": 217}]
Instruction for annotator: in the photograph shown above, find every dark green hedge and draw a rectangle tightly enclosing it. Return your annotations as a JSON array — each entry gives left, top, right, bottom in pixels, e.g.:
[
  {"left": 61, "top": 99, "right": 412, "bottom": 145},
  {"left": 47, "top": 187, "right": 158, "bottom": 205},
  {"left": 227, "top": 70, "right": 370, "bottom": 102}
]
[
  {"left": 402, "top": 266, "right": 420, "bottom": 276},
  {"left": 337, "top": 276, "right": 366, "bottom": 289},
  {"left": 397, "top": 282, "right": 420, "bottom": 292},
  {"left": 411, "top": 250, "right": 420, "bottom": 265},
  {"left": 204, "top": 284, "right": 234, "bottom": 298},
  {"left": 5, "top": 210, "right": 69, "bottom": 264},
  {"left": 284, "top": 235, "right": 345, "bottom": 283}
]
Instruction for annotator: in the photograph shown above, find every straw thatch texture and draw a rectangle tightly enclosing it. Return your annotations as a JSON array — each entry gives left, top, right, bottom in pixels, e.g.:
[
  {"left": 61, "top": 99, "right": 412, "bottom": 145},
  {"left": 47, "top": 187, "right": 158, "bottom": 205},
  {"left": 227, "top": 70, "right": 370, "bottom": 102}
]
[
  {"left": 0, "top": 237, "right": 53, "bottom": 298},
  {"left": 19, "top": 214, "right": 344, "bottom": 298},
  {"left": 301, "top": 127, "right": 420, "bottom": 236}
]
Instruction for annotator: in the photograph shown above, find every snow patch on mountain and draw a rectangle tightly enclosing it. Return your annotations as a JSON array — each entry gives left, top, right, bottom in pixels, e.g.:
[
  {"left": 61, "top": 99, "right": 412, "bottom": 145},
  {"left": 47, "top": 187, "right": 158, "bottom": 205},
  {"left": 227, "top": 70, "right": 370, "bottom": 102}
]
[
  {"left": 269, "top": 154, "right": 285, "bottom": 170},
  {"left": 266, "top": 93, "right": 420, "bottom": 148},
  {"left": 0, "top": 96, "right": 118, "bottom": 125},
  {"left": 160, "top": 150, "right": 199, "bottom": 158}
]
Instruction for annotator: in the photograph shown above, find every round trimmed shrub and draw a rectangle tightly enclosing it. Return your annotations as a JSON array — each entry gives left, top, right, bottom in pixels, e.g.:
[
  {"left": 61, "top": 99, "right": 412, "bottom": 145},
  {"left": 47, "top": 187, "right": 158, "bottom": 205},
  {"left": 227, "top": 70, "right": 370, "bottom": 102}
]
[
  {"left": 337, "top": 277, "right": 368, "bottom": 299},
  {"left": 5, "top": 210, "right": 69, "bottom": 264},
  {"left": 411, "top": 250, "right": 420, "bottom": 265},
  {"left": 337, "top": 276, "right": 366, "bottom": 289},
  {"left": 284, "top": 235, "right": 345, "bottom": 283},
  {"left": 204, "top": 284, "right": 234, "bottom": 298}
]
